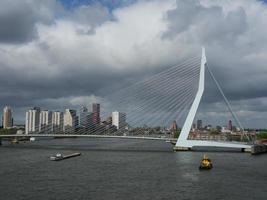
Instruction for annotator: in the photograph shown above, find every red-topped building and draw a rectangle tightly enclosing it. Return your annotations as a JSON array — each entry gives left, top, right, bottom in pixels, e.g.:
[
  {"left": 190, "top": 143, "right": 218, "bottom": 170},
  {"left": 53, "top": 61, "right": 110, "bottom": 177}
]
[{"left": 171, "top": 120, "right": 178, "bottom": 131}]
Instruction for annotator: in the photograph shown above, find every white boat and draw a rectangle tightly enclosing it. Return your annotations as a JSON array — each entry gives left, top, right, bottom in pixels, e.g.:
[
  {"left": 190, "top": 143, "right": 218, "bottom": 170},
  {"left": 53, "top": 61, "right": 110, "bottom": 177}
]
[
  {"left": 30, "top": 137, "right": 35, "bottom": 142},
  {"left": 50, "top": 153, "right": 63, "bottom": 161}
]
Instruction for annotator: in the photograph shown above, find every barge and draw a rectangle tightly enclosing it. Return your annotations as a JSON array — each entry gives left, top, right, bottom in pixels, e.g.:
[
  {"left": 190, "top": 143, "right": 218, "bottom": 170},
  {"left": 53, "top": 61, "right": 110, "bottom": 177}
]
[{"left": 50, "top": 152, "right": 81, "bottom": 161}]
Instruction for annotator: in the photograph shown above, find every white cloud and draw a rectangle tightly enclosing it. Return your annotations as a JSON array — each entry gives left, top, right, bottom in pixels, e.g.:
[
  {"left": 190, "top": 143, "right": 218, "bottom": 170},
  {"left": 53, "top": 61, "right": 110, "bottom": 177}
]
[{"left": 0, "top": 0, "right": 267, "bottom": 127}]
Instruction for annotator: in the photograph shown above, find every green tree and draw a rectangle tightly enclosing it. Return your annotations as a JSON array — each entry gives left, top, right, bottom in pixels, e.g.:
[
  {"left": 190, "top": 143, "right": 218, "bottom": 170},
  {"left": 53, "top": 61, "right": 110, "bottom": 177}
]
[
  {"left": 210, "top": 128, "right": 219, "bottom": 135},
  {"left": 257, "top": 132, "right": 267, "bottom": 139},
  {"left": 0, "top": 128, "right": 18, "bottom": 135},
  {"left": 173, "top": 130, "right": 181, "bottom": 138}
]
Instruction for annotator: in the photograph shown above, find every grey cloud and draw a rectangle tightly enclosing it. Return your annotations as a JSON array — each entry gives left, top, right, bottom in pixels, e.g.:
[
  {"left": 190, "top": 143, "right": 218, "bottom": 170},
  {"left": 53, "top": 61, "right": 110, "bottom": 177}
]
[
  {"left": 165, "top": 0, "right": 247, "bottom": 42},
  {"left": 164, "top": 0, "right": 266, "bottom": 102},
  {"left": 0, "top": 0, "right": 59, "bottom": 43}
]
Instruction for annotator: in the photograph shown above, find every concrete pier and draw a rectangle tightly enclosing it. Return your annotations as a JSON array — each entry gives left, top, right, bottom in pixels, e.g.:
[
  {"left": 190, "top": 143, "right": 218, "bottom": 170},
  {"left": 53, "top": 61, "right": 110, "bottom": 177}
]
[
  {"left": 174, "top": 145, "right": 251, "bottom": 152},
  {"left": 251, "top": 144, "right": 267, "bottom": 155},
  {"left": 173, "top": 146, "right": 191, "bottom": 151}
]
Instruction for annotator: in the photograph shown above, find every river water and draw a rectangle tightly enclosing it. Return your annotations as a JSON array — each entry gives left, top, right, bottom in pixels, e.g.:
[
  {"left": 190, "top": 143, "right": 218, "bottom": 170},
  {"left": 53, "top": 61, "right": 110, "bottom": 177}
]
[{"left": 0, "top": 138, "right": 266, "bottom": 200}]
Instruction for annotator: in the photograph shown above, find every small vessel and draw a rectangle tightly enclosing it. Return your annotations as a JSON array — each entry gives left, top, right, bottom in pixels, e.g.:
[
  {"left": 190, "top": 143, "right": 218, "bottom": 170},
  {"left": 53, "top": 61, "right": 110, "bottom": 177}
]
[
  {"left": 10, "top": 138, "right": 19, "bottom": 144},
  {"left": 30, "top": 137, "right": 35, "bottom": 142},
  {"left": 50, "top": 152, "right": 81, "bottom": 161},
  {"left": 50, "top": 153, "right": 64, "bottom": 161},
  {"left": 199, "top": 154, "right": 212, "bottom": 170}
]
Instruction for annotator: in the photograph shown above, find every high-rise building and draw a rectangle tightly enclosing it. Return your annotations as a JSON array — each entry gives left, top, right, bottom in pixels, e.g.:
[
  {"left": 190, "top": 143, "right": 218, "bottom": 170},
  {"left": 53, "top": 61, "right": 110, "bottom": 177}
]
[
  {"left": 2, "top": 106, "right": 13, "bottom": 129},
  {"left": 52, "top": 111, "right": 63, "bottom": 133},
  {"left": 92, "top": 103, "right": 100, "bottom": 124},
  {"left": 170, "top": 120, "right": 178, "bottom": 131},
  {"left": 106, "top": 116, "right": 112, "bottom": 125},
  {"left": 79, "top": 106, "right": 88, "bottom": 126},
  {"left": 25, "top": 107, "right": 41, "bottom": 134},
  {"left": 63, "top": 109, "right": 78, "bottom": 132},
  {"left": 228, "top": 120, "right": 233, "bottom": 131},
  {"left": 39, "top": 110, "right": 52, "bottom": 133},
  {"left": 80, "top": 106, "right": 93, "bottom": 129},
  {"left": 197, "top": 120, "right": 202, "bottom": 130},
  {"left": 112, "top": 111, "right": 126, "bottom": 130}
]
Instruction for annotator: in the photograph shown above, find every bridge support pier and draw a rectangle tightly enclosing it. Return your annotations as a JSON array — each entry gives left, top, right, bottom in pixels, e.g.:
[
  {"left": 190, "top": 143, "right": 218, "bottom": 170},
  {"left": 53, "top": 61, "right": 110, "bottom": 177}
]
[
  {"left": 173, "top": 146, "right": 191, "bottom": 151},
  {"left": 251, "top": 144, "right": 267, "bottom": 155}
]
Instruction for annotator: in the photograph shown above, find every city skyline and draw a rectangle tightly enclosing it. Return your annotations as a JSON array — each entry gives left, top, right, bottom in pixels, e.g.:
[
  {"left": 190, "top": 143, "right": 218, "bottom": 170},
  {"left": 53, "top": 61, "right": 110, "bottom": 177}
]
[
  {"left": 22, "top": 103, "right": 129, "bottom": 135},
  {"left": 0, "top": 0, "right": 267, "bottom": 128},
  {"left": 1, "top": 103, "right": 244, "bottom": 133}
]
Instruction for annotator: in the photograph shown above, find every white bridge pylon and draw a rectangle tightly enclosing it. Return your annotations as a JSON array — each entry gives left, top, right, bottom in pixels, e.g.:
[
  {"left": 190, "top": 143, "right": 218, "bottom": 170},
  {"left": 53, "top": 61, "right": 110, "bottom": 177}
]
[{"left": 175, "top": 47, "right": 251, "bottom": 151}]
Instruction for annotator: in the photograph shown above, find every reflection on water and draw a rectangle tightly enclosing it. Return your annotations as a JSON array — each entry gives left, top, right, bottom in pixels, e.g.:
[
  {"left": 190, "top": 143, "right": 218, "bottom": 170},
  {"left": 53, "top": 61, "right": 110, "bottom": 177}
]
[{"left": 181, "top": 172, "right": 199, "bottom": 182}]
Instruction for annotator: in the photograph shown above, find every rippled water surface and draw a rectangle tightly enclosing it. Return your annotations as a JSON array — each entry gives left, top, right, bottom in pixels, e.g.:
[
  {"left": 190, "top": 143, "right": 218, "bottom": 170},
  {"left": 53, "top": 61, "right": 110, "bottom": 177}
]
[{"left": 0, "top": 138, "right": 266, "bottom": 200}]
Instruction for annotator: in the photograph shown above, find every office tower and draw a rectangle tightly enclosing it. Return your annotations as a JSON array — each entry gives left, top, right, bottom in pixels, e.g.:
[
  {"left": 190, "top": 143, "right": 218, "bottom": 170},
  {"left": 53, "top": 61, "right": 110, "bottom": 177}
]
[
  {"left": 112, "top": 111, "right": 126, "bottom": 130},
  {"left": 25, "top": 107, "right": 41, "bottom": 134},
  {"left": 197, "top": 119, "right": 202, "bottom": 130},
  {"left": 63, "top": 109, "right": 78, "bottom": 132},
  {"left": 79, "top": 106, "right": 93, "bottom": 128},
  {"left": 92, "top": 103, "right": 100, "bottom": 124},
  {"left": 106, "top": 116, "right": 112, "bottom": 125},
  {"left": 228, "top": 120, "right": 233, "bottom": 131},
  {"left": 2, "top": 106, "right": 13, "bottom": 129},
  {"left": 39, "top": 110, "right": 52, "bottom": 133},
  {"left": 79, "top": 106, "right": 88, "bottom": 126},
  {"left": 52, "top": 111, "right": 63, "bottom": 133}
]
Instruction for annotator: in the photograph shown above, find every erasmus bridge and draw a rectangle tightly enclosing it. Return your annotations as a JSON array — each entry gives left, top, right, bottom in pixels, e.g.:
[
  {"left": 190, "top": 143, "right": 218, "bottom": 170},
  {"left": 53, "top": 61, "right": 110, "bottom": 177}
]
[{"left": 0, "top": 48, "right": 253, "bottom": 152}]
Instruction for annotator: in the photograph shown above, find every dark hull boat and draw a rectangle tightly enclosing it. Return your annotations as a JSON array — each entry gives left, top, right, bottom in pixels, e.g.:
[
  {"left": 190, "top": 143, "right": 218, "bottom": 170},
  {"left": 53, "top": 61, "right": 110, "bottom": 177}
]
[{"left": 199, "top": 155, "right": 212, "bottom": 170}]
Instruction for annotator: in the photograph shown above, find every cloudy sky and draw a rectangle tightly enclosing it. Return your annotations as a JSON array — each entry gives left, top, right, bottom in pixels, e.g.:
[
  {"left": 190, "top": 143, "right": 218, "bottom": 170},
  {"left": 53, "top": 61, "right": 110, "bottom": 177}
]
[{"left": 0, "top": 0, "right": 267, "bottom": 128}]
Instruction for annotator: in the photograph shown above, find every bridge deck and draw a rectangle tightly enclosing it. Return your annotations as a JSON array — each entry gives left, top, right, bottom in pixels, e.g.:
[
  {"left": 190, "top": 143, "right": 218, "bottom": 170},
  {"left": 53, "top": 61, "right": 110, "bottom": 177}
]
[{"left": 0, "top": 134, "right": 177, "bottom": 141}]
